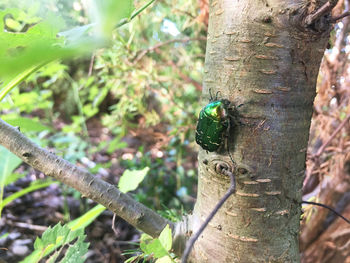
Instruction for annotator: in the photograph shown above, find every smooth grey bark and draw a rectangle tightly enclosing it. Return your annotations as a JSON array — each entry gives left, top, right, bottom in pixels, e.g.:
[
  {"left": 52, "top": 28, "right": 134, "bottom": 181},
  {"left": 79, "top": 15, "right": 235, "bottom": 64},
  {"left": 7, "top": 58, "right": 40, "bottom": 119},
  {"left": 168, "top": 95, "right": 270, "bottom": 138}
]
[
  {"left": 0, "top": 119, "right": 171, "bottom": 238},
  {"left": 181, "top": 0, "right": 334, "bottom": 262}
]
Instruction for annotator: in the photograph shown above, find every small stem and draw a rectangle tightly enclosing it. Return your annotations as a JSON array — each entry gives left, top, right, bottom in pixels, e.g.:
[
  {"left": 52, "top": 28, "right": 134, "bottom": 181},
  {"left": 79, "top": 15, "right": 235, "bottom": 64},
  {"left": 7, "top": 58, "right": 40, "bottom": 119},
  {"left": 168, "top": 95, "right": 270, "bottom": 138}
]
[
  {"left": 134, "top": 37, "right": 206, "bottom": 63},
  {"left": 181, "top": 169, "right": 236, "bottom": 263},
  {"left": 116, "top": 0, "right": 157, "bottom": 28}
]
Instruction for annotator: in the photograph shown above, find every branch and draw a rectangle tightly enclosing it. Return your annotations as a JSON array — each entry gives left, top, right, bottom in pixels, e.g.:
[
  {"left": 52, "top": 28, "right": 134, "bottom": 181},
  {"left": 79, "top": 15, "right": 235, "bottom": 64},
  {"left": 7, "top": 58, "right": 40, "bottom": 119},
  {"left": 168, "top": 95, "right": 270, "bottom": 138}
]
[
  {"left": 0, "top": 119, "right": 171, "bottom": 238},
  {"left": 331, "top": 11, "right": 350, "bottom": 22},
  {"left": 181, "top": 166, "right": 236, "bottom": 263},
  {"left": 133, "top": 37, "right": 206, "bottom": 63},
  {"left": 304, "top": 0, "right": 339, "bottom": 26}
]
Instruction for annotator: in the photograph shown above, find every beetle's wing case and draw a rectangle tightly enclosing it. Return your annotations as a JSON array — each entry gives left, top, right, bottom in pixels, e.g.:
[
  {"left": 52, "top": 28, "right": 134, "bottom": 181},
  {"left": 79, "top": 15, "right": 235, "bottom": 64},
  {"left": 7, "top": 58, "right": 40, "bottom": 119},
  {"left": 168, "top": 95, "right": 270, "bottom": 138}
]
[{"left": 195, "top": 100, "right": 227, "bottom": 152}]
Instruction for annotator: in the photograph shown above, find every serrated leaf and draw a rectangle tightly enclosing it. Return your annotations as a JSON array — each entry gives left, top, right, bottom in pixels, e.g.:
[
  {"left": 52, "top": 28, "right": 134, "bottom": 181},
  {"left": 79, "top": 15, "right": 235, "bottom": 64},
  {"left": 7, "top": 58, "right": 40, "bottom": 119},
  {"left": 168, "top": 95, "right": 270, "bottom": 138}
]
[
  {"left": 21, "top": 223, "right": 89, "bottom": 263},
  {"left": 33, "top": 236, "right": 43, "bottom": 250},
  {"left": 158, "top": 225, "right": 172, "bottom": 251},
  {"left": 60, "top": 235, "right": 89, "bottom": 263},
  {"left": 118, "top": 167, "right": 150, "bottom": 193}
]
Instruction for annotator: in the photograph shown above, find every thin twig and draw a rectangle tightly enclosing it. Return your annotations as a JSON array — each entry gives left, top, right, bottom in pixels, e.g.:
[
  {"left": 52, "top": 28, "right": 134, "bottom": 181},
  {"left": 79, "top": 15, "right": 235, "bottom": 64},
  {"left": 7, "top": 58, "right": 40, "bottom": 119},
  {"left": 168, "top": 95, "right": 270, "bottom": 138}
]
[
  {"left": 302, "top": 201, "right": 350, "bottom": 224},
  {"left": 7, "top": 221, "right": 48, "bottom": 232},
  {"left": 181, "top": 168, "right": 236, "bottom": 263},
  {"left": 116, "top": 0, "right": 157, "bottom": 28},
  {"left": 88, "top": 53, "right": 95, "bottom": 77},
  {"left": 112, "top": 213, "right": 119, "bottom": 236},
  {"left": 167, "top": 60, "right": 203, "bottom": 91},
  {"left": 134, "top": 37, "right": 206, "bottom": 63}
]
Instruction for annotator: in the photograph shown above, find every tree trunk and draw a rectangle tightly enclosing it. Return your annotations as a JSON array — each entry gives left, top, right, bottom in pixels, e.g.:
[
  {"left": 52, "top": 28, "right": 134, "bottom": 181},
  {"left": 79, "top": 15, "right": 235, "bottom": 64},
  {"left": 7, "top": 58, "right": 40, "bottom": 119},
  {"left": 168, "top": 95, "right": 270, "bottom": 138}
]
[{"left": 186, "top": 0, "right": 331, "bottom": 262}]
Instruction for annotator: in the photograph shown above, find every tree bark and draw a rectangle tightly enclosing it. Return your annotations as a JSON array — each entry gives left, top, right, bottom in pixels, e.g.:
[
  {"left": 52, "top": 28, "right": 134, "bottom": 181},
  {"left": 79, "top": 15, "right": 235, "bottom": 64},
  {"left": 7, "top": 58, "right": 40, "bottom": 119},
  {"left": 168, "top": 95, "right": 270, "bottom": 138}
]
[{"left": 185, "top": 0, "right": 332, "bottom": 262}]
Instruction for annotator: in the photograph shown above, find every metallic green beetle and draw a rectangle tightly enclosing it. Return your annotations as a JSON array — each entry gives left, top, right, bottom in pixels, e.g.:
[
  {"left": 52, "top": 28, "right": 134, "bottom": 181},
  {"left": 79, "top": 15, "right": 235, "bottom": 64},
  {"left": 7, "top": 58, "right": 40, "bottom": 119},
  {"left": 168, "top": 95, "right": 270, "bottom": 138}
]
[{"left": 195, "top": 99, "right": 231, "bottom": 152}]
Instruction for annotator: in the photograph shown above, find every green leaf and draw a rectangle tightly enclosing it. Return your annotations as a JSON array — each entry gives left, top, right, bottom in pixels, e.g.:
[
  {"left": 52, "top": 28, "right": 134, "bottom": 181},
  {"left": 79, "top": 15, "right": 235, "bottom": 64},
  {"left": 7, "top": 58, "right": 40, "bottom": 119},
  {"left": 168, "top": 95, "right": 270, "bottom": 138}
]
[
  {"left": 0, "top": 146, "right": 22, "bottom": 218},
  {"left": 4, "top": 172, "right": 26, "bottom": 186},
  {"left": 0, "top": 146, "right": 22, "bottom": 185},
  {"left": 21, "top": 223, "right": 89, "bottom": 263},
  {"left": 158, "top": 225, "right": 172, "bottom": 251},
  {"left": 68, "top": 204, "right": 106, "bottom": 231},
  {"left": 139, "top": 226, "right": 174, "bottom": 261},
  {"left": 140, "top": 233, "right": 153, "bottom": 253},
  {"left": 139, "top": 232, "right": 170, "bottom": 259},
  {"left": 90, "top": 0, "right": 134, "bottom": 38},
  {"left": 60, "top": 235, "right": 89, "bottom": 263},
  {"left": 145, "top": 239, "right": 168, "bottom": 258},
  {"left": 1, "top": 116, "right": 51, "bottom": 132},
  {"left": 118, "top": 167, "right": 150, "bottom": 193},
  {"left": 107, "top": 136, "right": 128, "bottom": 153},
  {"left": 0, "top": 180, "right": 56, "bottom": 211}
]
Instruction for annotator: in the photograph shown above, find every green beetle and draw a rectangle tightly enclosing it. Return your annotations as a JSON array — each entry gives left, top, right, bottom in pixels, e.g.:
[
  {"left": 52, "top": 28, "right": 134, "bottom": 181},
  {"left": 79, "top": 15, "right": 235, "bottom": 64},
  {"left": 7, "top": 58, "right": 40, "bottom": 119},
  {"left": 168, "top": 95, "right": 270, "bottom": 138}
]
[{"left": 195, "top": 94, "right": 231, "bottom": 152}]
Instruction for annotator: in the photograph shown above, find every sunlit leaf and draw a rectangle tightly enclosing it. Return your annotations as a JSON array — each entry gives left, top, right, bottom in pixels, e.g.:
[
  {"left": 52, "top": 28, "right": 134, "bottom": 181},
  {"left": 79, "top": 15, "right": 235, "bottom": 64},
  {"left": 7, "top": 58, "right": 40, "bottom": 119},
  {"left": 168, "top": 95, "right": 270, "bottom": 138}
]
[
  {"left": 158, "top": 225, "right": 172, "bottom": 251},
  {"left": 1, "top": 116, "right": 51, "bottom": 132},
  {"left": 21, "top": 223, "right": 89, "bottom": 263},
  {"left": 68, "top": 204, "right": 106, "bottom": 231},
  {"left": 118, "top": 167, "right": 150, "bottom": 193}
]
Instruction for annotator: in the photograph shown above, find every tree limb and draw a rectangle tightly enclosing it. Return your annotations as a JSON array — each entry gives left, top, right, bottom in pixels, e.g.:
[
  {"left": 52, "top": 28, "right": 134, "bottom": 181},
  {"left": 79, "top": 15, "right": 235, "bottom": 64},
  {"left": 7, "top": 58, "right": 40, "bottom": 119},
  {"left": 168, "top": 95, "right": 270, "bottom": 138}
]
[
  {"left": 304, "top": 0, "right": 339, "bottom": 26},
  {"left": 0, "top": 118, "right": 172, "bottom": 238},
  {"left": 331, "top": 11, "right": 350, "bottom": 22}
]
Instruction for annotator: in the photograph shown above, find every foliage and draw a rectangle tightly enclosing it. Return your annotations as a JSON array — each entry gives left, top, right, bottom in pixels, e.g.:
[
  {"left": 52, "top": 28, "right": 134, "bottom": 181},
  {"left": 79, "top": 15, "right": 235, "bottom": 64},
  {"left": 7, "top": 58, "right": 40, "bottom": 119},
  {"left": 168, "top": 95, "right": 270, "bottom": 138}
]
[
  {"left": 67, "top": 204, "right": 106, "bottom": 231},
  {"left": 0, "top": 0, "right": 206, "bottom": 261},
  {"left": 20, "top": 204, "right": 105, "bottom": 262},
  {"left": 0, "top": 146, "right": 22, "bottom": 218},
  {"left": 0, "top": 180, "right": 56, "bottom": 212},
  {"left": 125, "top": 224, "right": 176, "bottom": 263},
  {"left": 20, "top": 223, "right": 89, "bottom": 263},
  {"left": 118, "top": 167, "right": 150, "bottom": 193}
]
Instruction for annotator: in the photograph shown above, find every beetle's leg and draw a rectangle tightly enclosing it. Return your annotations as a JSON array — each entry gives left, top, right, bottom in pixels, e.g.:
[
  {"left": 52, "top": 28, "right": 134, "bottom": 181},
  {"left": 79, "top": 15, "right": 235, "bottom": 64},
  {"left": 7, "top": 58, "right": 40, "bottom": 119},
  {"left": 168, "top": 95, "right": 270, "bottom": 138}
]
[
  {"left": 228, "top": 104, "right": 244, "bottom": 126},
  {"left": 209, "top": 88, "right": 214, "bottom": 101},
  {"left": 208, "top": 88, "right": 222, "bottom": 101}
]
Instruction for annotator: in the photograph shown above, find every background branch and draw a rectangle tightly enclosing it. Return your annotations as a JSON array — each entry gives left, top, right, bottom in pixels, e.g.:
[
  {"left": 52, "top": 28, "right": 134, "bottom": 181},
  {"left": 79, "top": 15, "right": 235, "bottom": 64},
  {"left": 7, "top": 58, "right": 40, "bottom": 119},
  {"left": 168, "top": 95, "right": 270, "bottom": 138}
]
[
  {"left": 0, "top": 119, "right": 172, "bottom": 238},
  {"left": 304, "top": 0, "right": 339, "bottom": 26}
]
